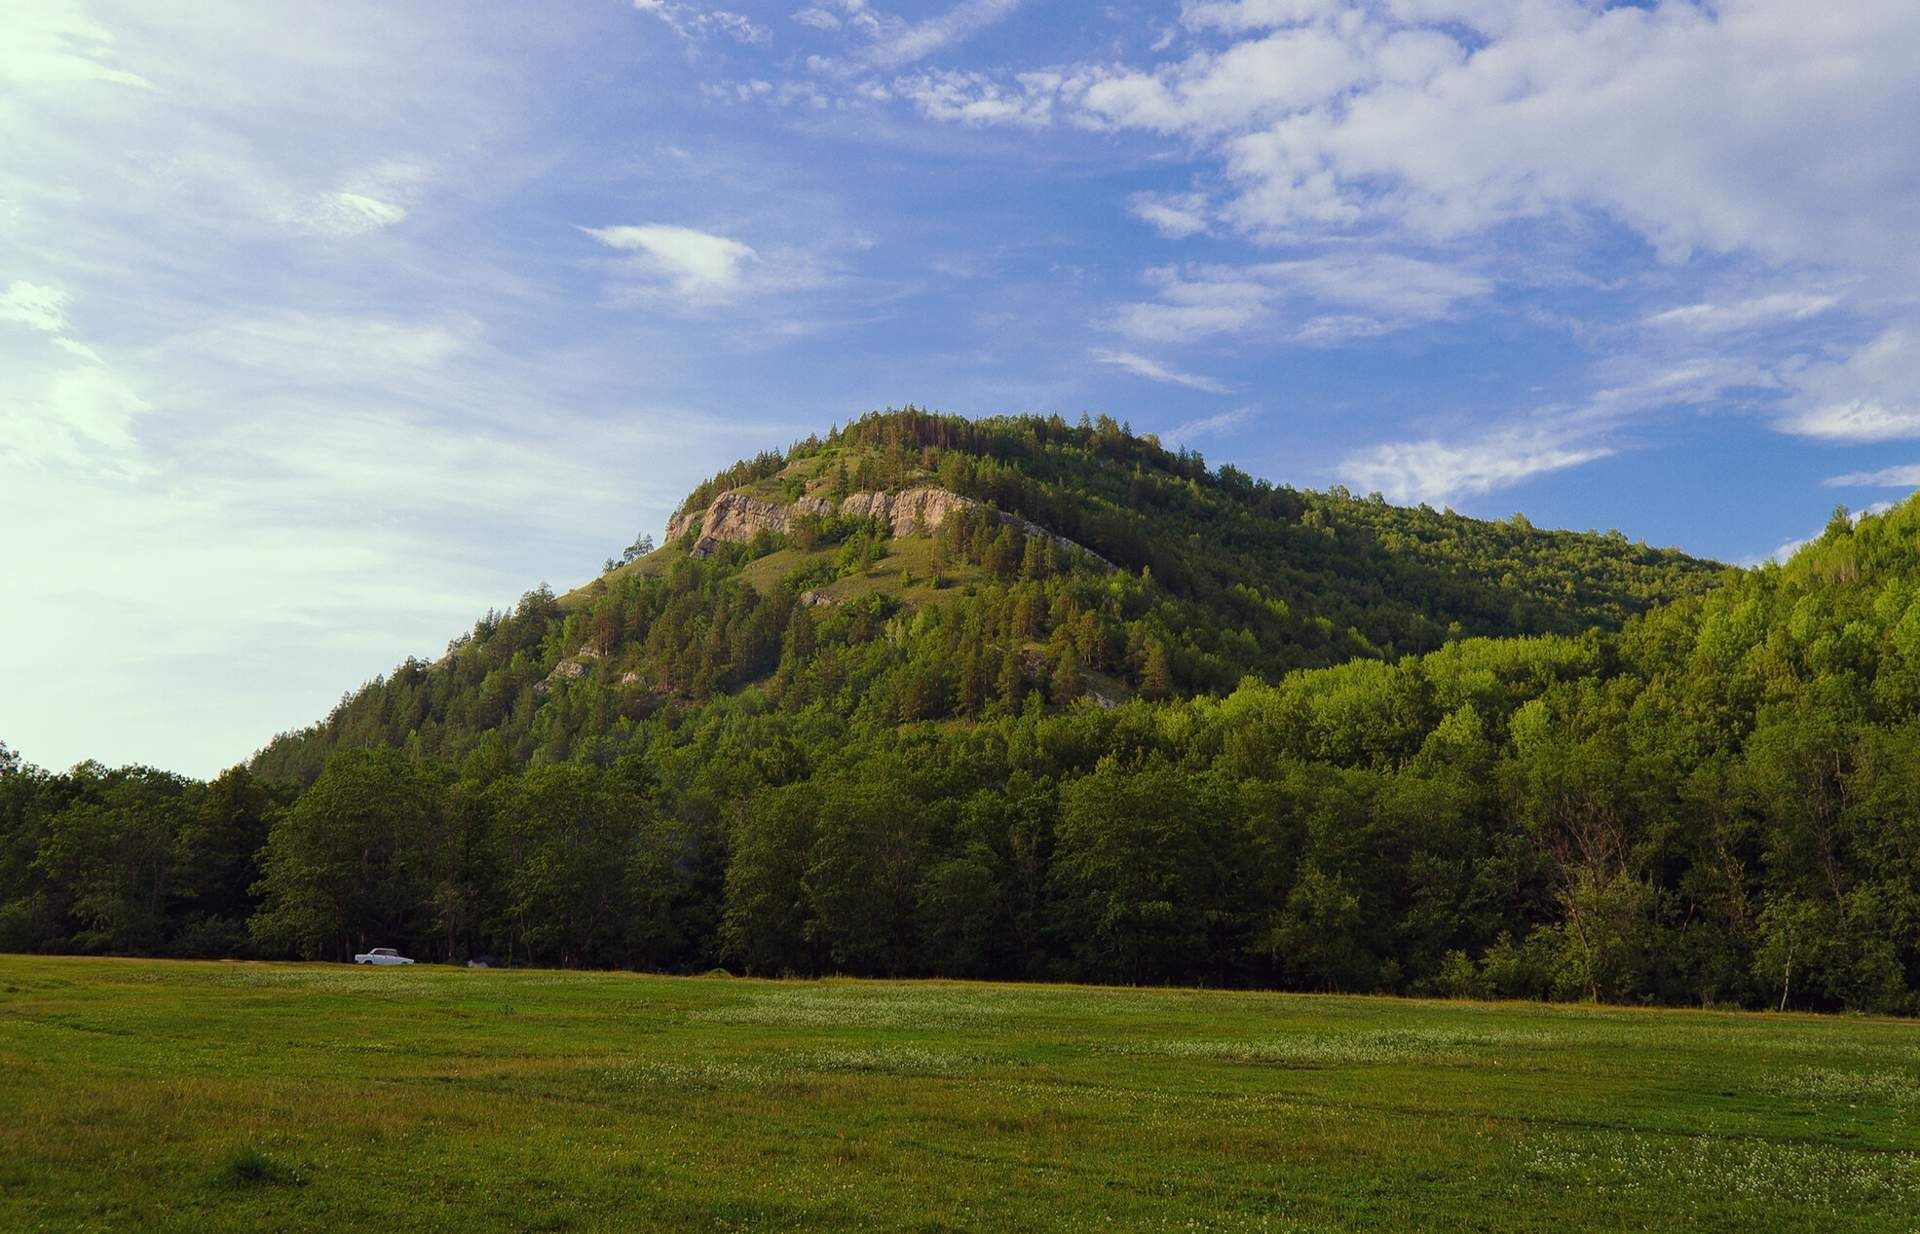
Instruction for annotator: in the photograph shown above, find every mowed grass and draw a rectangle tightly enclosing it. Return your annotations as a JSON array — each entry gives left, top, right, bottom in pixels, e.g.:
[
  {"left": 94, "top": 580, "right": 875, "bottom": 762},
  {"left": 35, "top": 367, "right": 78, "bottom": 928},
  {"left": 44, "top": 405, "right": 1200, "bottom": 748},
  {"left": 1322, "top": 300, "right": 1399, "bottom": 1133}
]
[{"left": 1, "top": 958, "right": 1916, "bottom": 1232}]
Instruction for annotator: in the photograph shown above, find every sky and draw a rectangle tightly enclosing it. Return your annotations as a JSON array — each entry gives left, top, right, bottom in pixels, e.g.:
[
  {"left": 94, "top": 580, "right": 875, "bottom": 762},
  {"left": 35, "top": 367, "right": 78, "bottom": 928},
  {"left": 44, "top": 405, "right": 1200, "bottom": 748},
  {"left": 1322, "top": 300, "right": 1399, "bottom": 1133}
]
[{"left": 4, "top": 0, "right": 1919, "bottom": 777}]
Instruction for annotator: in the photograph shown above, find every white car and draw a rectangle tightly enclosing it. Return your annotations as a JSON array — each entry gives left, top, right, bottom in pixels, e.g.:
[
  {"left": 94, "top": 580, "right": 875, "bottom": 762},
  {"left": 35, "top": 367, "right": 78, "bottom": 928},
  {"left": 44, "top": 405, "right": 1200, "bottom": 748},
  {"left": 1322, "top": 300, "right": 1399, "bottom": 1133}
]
[{"left": 353, "top": 947, "right": 415, "bottom": 966}]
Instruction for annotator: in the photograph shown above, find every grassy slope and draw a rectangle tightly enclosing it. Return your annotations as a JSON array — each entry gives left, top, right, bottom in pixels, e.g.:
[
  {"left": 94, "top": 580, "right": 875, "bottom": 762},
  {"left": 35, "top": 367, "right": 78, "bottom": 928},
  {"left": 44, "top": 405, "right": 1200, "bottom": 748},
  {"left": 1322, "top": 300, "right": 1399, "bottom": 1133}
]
[
  {"left": 564, "top": 449, "right": 980, "bottom": 614},
  {"left": 2, "top": 957, "right": 1915, "bottom": 1232},
  {"left": 566, "top": 524, "right": 991, "bottom": 615}
]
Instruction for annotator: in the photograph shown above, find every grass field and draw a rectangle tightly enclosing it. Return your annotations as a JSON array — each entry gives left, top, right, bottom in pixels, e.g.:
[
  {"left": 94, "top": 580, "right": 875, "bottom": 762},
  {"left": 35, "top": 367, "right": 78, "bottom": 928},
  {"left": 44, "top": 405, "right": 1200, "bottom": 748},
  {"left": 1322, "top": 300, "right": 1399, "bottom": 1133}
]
[{"left": 2, "top": 957, "right": 1916, "bottom": 1231}]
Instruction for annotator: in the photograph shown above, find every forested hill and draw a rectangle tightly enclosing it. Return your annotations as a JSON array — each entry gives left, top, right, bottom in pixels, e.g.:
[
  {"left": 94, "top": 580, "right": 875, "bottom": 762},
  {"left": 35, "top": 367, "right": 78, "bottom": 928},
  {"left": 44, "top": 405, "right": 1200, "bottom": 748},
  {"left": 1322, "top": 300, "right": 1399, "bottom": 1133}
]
[
  {"left": 40, "top": 413, "right": 1920, "bottom": 1016},
  {"left": 249, "top": 410, "right": 1722, "bottom": 781}
]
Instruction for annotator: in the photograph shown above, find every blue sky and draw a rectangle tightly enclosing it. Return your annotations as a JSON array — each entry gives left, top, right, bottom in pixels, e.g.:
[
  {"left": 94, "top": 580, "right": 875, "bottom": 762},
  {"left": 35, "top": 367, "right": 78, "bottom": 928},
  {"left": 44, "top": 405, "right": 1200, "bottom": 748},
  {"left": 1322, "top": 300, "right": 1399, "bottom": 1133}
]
[{"left": 4, "top": 0, "right": 1920, "bottom": 775}]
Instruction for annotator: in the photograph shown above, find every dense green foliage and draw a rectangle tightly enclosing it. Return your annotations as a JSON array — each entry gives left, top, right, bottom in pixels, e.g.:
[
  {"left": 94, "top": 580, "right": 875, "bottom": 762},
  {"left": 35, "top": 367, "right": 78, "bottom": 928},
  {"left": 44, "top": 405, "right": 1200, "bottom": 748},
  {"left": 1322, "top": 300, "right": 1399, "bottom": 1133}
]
[
  {"left": 5, "top": 958, "right": 1918, "bottom": 1233},
  {"left": 9, "top": 416, "right": 1920, "bottom": 1013}
]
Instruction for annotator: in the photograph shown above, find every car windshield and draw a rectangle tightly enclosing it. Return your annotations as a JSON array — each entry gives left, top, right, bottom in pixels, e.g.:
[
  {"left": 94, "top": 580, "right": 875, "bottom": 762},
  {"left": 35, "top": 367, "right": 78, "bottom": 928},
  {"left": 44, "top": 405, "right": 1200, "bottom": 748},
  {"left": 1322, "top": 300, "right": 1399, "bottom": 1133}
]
[{"left": 370, "top": 948, "right": 396, "bottom": 955}]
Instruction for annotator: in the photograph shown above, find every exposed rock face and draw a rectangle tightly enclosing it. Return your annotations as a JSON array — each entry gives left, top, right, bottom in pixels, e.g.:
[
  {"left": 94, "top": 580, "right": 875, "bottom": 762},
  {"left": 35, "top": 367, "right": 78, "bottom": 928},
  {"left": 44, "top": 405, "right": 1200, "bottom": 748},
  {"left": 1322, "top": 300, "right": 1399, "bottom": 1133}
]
[
  {"left": 534, "top": 656, "right": 591, "bottom": 696},
  {"left": 836, "top": 487, "right": 976, "bottom": 538},
  {"left": 664, "top": 485, "right": 1112, "bottom": 568},
  {"left": 666, "top": 491, "right": 794, "bottom": 559}
]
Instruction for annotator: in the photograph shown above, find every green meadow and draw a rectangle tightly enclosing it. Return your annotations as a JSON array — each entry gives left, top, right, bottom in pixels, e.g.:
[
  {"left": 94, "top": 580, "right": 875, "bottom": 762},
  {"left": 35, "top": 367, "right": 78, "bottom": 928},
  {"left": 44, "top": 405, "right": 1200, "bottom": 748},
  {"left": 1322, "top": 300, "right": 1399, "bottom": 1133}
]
[{"left": 1, "top": 956, "right": 1915, "bottom": 1232}]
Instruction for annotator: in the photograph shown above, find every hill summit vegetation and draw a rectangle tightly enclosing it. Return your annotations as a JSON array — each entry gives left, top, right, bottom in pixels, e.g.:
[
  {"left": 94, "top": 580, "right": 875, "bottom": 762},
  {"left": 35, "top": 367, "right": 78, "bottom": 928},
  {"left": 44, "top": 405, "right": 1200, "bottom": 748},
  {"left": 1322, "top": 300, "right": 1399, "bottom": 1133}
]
[{"left": 6, "top": 411, "right": 1920, "bottom": 1013}]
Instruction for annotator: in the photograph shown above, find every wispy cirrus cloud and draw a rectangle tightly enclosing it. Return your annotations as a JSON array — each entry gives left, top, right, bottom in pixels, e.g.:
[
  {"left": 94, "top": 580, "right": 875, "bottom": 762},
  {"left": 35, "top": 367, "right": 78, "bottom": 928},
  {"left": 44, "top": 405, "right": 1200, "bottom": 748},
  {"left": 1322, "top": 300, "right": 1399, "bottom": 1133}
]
[
  {"left": 790, "top": 0, "right": 1027, "bottom": 75},
  {"left": 584, "top": 224, "right": 761, "bottom": 302},
  {"left": 0, "top": 280, "right": 71, "bottom": 332},
  {"left": 1340, "top": 427, "right": 1612, "bottom": 507},
  {"left": 634, "top": 0, "right": 770, "bottom": 47},
  {"left": 1824, "top": 464, "right": 1920, "bottom": 488},
  {"left": 1644, "top": 291, "right": 1839, "bottom": 334},
  {"left": 1167, "top": 404, "right": 1258, "bottom": 442},
  {"left": 852, "top": 0, "right": 1025, "bottom": 72},
  {"left": 1114, "top": 252, "right": 1489, "bottom": 344},
  {"left": 1090, "top": 347, "right": 1230, "bottom": 394}
]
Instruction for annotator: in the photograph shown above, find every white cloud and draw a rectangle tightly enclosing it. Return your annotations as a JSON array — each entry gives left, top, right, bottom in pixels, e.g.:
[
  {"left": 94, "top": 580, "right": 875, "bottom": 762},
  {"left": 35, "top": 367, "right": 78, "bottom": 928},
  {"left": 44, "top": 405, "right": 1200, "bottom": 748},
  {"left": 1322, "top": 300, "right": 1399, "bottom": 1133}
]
[
  {"left": 1196, "top": 3, "right": 1920, "bottom": 267},
  {"left": 302, "top": 190, "right": 408, "bottom": 237},
  {"left": 1179, "top": 1, "right": 1344, "bottom": 32},
  {"left": 177, "top": 312, "right": 476, "bottom": 381},
  {"left": 1786, "top": 401, "right": 1920, "bottom": 443},
  {"left": 894, "top": 69, "right": 1058, "bottom": 127},
  {"left": 0, "top": 358, "right": 151, "bottom": 472},
  {"left": 1268, "top": 252, "right": 1489, "bottom": 317},
  {"left": 1339, "top": 427, "right": 1611, "bottom": 505},
  {"left": 51, "top": 336, "right": 104, "bottom": 365},
  {"left": 0, "top": 1, "right": 153, "bottom": 91},
  {"left": 1091, "top": 347, "right": 1231, "bottom": 393},
  {"left": 1292, "top": 313, "right": 1392, "bottom": 345},
  {"left": 1644, "top": 292, "right": 1838, "bottom": 334},
  {"left": 1080, "top": 23, "right": 1390, "bottom": 137},
  {"left": 1114, "top": 269, "right": 1268, "bottom": 342},
  {"left": 1824, "top": 464, "right": 1920, "bottom": 489},
  {"left": 1129, "top": 191, "right": 1211, "bottom": 238},
  {"left": 1778, "top": 326, "right": 1920, "bottom": 441},
  {"left": 854, "top": 0, "right": 1024, "bottom": 71},
  {"left": 0, "top": 280, "right": 70, "bottom": 332},
  {"left": 1167, "top": 404, "right": 1258, "bottom": 441},
  {"left": 584, "top": 223, "right": 761, "bottom": 301},
  {"left": 892, "top": 2, "right": 1919, "bottom": 281},
  {"left": 634, "top": 1, "right": 771, "bottom": 46},
  {"left": 1115, "top": 252, "right": 1488, "bottom": 343},
  {"left": 798, "top": 0, "right": 1025, "bottom": 74}
]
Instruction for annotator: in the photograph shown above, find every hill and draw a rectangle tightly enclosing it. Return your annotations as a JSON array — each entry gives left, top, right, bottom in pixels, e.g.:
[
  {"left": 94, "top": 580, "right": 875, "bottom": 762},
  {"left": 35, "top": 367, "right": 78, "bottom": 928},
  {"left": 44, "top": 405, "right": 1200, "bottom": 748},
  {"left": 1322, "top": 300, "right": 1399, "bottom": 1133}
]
[
  {"left": 249, "top": 410, "right": 1724, "bottom": 780},
  {"left": 8, "top": 411, "right": 1920, "bottom": 1014}
]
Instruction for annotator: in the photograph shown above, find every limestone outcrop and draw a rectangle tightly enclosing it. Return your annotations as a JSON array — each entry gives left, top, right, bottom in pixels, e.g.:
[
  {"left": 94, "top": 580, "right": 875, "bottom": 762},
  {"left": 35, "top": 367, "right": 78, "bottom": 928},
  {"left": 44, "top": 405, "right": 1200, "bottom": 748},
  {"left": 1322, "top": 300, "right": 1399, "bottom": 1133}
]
[
  {"left": 664, "top": 485, "right": 1111, "bottom": 568},
  {"left": 835, "top": 487, "right": 977, "bottom": 538},
  {"left": 665, "top": 491, "right": 793, "bottom": 558}
]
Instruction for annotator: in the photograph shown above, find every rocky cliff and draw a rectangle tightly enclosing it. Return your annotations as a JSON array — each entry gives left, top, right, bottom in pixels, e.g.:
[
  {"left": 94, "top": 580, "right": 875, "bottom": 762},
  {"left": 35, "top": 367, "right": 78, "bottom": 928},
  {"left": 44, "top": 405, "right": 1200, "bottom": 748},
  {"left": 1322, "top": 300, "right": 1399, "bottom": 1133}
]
[{"left": 665, "top": 486, "right": 1111, "bottom": 567}]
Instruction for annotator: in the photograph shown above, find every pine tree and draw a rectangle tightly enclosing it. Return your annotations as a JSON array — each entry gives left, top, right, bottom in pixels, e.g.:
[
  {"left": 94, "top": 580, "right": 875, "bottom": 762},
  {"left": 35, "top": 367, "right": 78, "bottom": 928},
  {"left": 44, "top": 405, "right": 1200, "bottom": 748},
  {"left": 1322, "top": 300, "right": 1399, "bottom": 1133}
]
[
  {"left": 959, "top": 644, "right": 989, "bottom": 715},
  {"left": 1012, "top": 586, "right": 1045, "bottom": 640},
  {"left": 1140, "top": 640, "right": 1173, "bottom": 701},
  {"left": 995, "top": 648, "right": 1024, "bottom": 715},
  {"left": 782, "top": 605, "right": 817, "bottom": 670},
  {"left": 1050, "top": 643, "right": 1080, "bottom": 704}
]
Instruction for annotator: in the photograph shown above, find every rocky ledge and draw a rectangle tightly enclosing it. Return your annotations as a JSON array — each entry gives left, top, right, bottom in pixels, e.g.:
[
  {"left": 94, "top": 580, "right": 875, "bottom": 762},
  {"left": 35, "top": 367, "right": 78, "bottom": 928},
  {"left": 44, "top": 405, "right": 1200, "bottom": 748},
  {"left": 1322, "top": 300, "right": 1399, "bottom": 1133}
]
[{"left": 664, "top": 486, "right": 1110, "bottom": 568}]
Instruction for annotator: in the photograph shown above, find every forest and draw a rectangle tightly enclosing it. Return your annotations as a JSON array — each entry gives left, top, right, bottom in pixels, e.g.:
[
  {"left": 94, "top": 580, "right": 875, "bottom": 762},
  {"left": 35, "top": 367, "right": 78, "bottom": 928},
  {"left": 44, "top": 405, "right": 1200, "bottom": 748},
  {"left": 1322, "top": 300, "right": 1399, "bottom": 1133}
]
[{"left": 4, "top": 411, "right": 1916, "bottom": 1013}]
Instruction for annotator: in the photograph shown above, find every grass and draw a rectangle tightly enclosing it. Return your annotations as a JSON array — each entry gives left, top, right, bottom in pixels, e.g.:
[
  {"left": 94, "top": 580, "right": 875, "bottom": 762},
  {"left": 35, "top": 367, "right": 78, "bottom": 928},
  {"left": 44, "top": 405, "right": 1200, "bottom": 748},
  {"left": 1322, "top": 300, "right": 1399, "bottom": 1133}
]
[
  {"left": 563, "top": 519, "right": 984, "bottom": 616},
  {"left": 2, "top": 957, "right": 1916, "bottom": 1231}
]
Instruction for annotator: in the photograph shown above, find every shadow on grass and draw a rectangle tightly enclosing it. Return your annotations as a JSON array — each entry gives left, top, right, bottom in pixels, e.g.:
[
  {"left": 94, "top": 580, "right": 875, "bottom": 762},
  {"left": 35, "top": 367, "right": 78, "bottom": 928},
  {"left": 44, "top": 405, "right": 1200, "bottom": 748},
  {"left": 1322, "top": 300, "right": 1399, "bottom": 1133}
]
[{"left": 212, "top": 1148, "right": 305, "bottom": 1191}]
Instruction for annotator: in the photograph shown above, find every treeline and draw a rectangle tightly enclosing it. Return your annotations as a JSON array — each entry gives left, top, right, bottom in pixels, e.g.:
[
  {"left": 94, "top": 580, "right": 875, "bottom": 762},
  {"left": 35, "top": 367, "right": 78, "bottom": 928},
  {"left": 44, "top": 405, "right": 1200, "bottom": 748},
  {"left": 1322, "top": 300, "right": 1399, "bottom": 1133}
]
[
  {"left": 0, "top": 751, "right": 285, "bottom": 958},
  {"left": 6, "top": 499, "right": 1920, "bottom": 1010}
]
